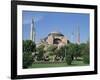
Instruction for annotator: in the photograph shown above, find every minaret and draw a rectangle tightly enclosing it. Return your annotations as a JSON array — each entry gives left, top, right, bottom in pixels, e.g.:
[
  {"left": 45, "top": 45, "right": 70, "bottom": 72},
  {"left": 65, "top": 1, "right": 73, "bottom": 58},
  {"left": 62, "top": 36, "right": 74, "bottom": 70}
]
[
  {"left": 30, "top": 18, "right": 35, "bottom": 42},
  {"left": 76, "top": 25, "right": 80, "bottom": 44},
  {"left": 72, "top": 26, "right": 75, "bottom": 43}
]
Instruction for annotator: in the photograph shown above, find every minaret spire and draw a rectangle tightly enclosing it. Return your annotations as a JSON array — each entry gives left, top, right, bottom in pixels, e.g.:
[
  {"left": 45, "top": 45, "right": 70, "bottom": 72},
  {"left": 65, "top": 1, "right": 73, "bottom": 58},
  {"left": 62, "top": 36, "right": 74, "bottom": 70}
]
[{"left": 30, "top": 18, "right": 35, "bottom": 42}]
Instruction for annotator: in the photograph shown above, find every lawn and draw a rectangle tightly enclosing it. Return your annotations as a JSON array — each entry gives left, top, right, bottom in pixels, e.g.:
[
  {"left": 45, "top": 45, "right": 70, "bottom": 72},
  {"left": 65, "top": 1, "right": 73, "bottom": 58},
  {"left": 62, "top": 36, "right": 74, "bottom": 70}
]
[{"left": 29, "top": 60, "right": 89, "bottom": 68}]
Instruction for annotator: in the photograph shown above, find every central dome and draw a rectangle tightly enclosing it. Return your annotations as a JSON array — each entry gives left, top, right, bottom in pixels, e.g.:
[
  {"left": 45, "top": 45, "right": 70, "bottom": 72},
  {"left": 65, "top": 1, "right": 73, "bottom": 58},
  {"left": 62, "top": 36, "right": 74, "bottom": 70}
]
[{"left": 48, "top": 32, "right": 64, "bottom": 36}]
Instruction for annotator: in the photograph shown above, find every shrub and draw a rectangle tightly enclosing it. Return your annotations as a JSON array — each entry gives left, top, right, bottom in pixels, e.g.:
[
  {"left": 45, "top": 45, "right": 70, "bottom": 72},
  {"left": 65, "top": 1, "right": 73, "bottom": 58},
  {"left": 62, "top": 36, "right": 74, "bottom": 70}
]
[
  {"left": 66, "top": 55, "right": 73, "bottom": 65},
  {"left": 23, "top": 52, "right": 33, "bottom": 68},
  {"left": 83, "top": 53, "right": 89, "bottom": 64},
  {"left": 81, "top": 42, "right": 90, "bottom": 64}
]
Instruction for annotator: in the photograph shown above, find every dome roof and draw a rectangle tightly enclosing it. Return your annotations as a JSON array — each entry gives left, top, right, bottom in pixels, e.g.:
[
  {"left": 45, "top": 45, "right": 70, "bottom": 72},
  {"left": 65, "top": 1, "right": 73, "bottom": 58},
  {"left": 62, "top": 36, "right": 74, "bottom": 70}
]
[{"left": 48, "top": 32, "right": 64, "bottom": 36}]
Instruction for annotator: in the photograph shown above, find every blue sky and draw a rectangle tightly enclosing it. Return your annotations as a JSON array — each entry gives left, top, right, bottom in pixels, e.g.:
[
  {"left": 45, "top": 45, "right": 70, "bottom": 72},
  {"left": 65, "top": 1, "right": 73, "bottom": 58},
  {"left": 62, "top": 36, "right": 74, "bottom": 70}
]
[{"left": 22, "top": 11, "right": 90, "bottom": 43}]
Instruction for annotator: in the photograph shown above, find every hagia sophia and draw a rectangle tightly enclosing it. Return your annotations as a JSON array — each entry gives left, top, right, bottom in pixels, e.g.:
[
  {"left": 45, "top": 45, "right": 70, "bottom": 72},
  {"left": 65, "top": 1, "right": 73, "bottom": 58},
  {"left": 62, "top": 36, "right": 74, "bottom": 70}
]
[
  {"left": 30, "top": 18, "right": 70, "bottom": 47},
  {"left": 40, "top": 32, "right": 69, "bottom": 47},
  {"left": 30, "top": 18, "right": 80, "bottom": 62},
  {"left": 30, "top": 18, "right": 79, "bottom": 47}
]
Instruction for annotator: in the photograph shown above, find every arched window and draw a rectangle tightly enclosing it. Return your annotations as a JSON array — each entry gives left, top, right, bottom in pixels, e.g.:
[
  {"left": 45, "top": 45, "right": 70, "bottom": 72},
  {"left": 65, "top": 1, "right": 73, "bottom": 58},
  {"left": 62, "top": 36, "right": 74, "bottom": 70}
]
[{"left": 53, "top": 38, "right": 61, "bottom": 44}]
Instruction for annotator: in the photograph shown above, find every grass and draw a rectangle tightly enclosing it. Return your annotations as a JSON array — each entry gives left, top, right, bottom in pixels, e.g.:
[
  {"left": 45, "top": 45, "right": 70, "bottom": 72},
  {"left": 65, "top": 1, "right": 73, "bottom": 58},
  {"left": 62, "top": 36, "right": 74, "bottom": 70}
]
[{"left": 29, "top": 60, "right": 89, "bottom": 68}]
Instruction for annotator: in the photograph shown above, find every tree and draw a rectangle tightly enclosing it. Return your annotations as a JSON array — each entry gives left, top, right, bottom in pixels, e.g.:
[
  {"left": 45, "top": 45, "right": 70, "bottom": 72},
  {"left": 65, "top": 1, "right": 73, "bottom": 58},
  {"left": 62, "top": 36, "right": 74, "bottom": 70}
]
[
  {"left": 23, "top": 40, "right": 36, "bottom": 68},
  {"left": 58, "top": 46, "right": 65, "bottom": 57},
  {"left": 67, "top": 43, "right": 82, "bottom": 60},
  {"left": 64, "top": 44, "right": 74, "bottom": 65},
  {"left": 66, "top": 44, "right": 76, "bottom": 59},
  {"left": 79, "top": 43, "right": 87, "bottom": 57},
  {"left": 36, "top": 44, "right": 45, "bottom": 61},
  {"left": 46, "top": 45, "right": 57, "bottom": 61},
  {"left": 82, "top": 42, "right": 90, "bottom": 64},
  {"left": 23, "top": 40, "right": 36, "bottom": 52},
  {"left": 54, "top": 46, "right": 66, "bottom": 61},
  {"left": 23, "top": 52, "right": 33, "bottom": 68},
  {"left": 66, "top": 54, "right": 73, "bottom": 65},
  {"left": 46, "top": 45, "right": 57, "bottom": 52},
  {"left": 73, "top": 44, "right": 80, "bottom": 60}
]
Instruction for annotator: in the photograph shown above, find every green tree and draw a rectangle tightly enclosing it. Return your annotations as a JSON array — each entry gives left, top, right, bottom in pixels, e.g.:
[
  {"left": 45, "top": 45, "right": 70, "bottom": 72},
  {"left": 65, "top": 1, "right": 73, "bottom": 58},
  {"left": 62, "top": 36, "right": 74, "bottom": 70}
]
[
  {"left": 36, "top": 44, "right": 45, "bottom": 61},
  {"left": 73, "top": 44, "right": 80, "bottom": 60},
  {"left": 54, "top": 46, "right": 65, "bottom": 61},
  {"left": 67, "top": 43, "right": 81, "bottom": 60},
  {"left": 79, "top": 43, "right": 87, "bottom": 57},
  {"left": 65, "top": 44, "right": 74, "bottom": 65},
  {"left": 23, "top": 40, "right": 36, "bottom": 68},
  {"left": 46, "top": 45, "right": 57, "bottom": 56},
  {"left": 47, "top": 45, "right": 57, "bottom": 52},
  {"left": 66, "top": 54, "right": 73, "bottom": 65},
  {"left": 23, "top": 40, "right": 36, "bottom": 52},
  {"left": 82, "top": 42, "right": 90, "bottom": 64},
  {"left": 23, "top": 52, "right": 33, "bottom": 68},
  {"left": 58, "top": 46, "right": 65, "bottom": 57}
]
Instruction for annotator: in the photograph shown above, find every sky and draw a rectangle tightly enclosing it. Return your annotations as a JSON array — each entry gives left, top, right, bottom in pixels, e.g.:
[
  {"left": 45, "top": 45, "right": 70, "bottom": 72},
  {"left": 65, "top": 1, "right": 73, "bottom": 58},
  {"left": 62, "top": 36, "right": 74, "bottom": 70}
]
[{"left": 22, "top": 11, "right": 90, "bottom": 43}]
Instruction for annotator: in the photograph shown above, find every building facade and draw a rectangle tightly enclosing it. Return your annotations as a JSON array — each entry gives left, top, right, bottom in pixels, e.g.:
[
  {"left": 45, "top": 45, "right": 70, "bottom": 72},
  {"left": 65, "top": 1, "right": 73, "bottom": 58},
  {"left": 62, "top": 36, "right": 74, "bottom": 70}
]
[{"left": 41, "top": 32, "right": 69, "bottom": 47}]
